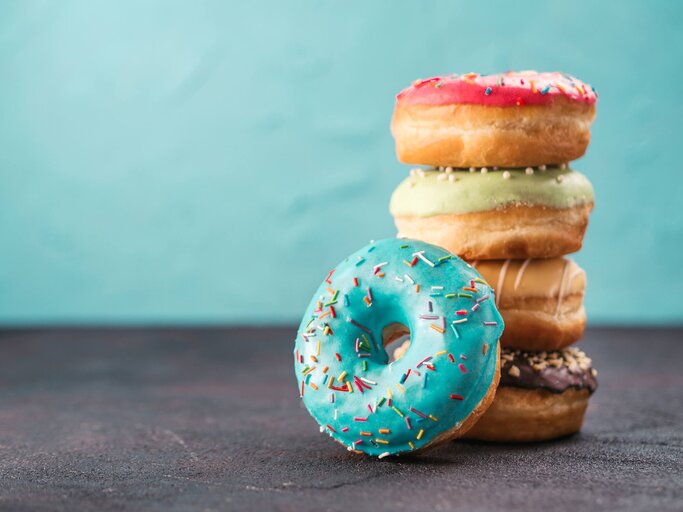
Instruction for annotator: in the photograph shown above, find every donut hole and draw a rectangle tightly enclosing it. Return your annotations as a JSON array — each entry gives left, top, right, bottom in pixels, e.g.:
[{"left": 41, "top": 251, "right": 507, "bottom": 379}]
[{"left": 381, "top": 323, "right": 412, "bottom": 363}]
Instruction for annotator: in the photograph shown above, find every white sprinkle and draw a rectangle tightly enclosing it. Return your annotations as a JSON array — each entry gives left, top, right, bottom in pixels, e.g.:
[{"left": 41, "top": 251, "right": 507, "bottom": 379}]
[
  {"left": 413, "top": 251, "right": 436, "bottom": 267},
  {"left": 452, "top": 318, "right": 468, "bottom": 324},
  {"left": 431, "top": 286, "right": 444, "bottom": 290},
  {"left": 378, "top": 452, "right": 391, "bottom": 459},
  {"left": 395, "top": 276, "right": 404, "bottom": 282},
  {"left": 525, "top": 167, "right": 534, "bottom": 175},
  {"left": 360, "top": 377, "right": 377, "bottom": 385},
  {"left": 334, "top": 408, "right": 338, "bottom": 420},
  {"left": 502, "top": 171, "right": 511, "bottom": 179},
  {"left": 448, "top": 174, "right": 456, "bottom": 183},
  {"left": 404, "top": 274, "right": 415, "bottom": 284},
  {"left": 373, "top": 262, "right": 388, "bottom": 272}
]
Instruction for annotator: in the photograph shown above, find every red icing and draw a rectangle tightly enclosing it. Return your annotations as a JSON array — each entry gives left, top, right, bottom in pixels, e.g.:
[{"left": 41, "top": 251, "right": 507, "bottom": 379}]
[{"left": 396, "top": 71, "right": 597, "bottom": 107}]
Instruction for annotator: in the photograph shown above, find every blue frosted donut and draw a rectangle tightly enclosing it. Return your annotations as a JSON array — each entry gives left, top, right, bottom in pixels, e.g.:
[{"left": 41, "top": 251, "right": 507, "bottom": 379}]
[{"left": 294, "top": 238, "right": 504, "bottom": 457}]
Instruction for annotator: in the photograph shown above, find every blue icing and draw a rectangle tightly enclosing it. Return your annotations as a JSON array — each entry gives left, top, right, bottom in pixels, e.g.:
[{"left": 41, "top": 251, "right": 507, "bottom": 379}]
[{"left": 294, "top": 239, "right": 504, "bottom": 457}]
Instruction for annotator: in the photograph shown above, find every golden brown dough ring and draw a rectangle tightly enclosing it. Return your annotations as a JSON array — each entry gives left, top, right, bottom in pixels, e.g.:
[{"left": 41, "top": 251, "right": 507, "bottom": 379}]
[
  {"left": 463, "top": 387, "right": 590, "bottom": 442},
  {"left": 394, "top": 203, "right": 592, "bottom": 260},
  {"left": 391, "top": 100, "right": 595, "bottom": 168}
]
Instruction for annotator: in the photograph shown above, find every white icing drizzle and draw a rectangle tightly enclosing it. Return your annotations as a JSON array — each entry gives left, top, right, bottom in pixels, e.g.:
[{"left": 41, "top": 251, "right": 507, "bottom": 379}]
[
  {"left": 555, "top": 259, "right": 572, "bottom": 317},
  {"left": 513, "top": 258, "right": 531, "bottom": 291},
  {"left": 566, "top": 268, "right": 586, "bottom": 295},
  {"left": 495, "top": 259, "right": 511, "bottom": 307}
]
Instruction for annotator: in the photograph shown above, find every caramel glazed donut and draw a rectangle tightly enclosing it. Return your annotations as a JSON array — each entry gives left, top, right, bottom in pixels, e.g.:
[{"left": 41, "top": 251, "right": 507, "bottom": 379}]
[
  {"left": 394, "top": 258, "right": 587, "bottom": 351},
  {"left": 391, "top": 71, "right": 597, "bottom": 168},
  {"left": 472, "top": 258, "right": 587, "bottom": 350},
  {"left": 464, "top": 347, "right": 597, "bottom": 442},
  {"left": 390, "top": 166, "right": 594, "bottom": 260}
]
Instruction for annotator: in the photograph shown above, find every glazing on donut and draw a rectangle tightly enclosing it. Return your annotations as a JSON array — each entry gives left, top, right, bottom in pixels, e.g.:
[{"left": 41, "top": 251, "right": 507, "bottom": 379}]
[
  {"left": 499, "top": 346, "right": 597, "bottom": 393},
  {"left": 396, "top": 71, "right": 596, "bottom": 107}
]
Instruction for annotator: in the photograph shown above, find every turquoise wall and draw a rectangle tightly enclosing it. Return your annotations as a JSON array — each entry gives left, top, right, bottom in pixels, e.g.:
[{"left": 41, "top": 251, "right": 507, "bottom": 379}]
[{"left": 1, "top": 1, "right": 682, "bottom": 325}]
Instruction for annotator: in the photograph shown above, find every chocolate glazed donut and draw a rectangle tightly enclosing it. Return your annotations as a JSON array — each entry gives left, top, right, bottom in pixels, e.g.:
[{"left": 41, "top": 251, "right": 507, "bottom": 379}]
[{"left": 464, "top": 347, "right": 597, "bottom": 442}]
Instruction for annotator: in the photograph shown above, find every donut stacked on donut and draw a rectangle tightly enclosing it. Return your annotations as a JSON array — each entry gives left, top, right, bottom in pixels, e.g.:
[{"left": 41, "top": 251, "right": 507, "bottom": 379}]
[
  {"left": 392, "top": 71, "right": 596, "bottom": 168},
  {"left": 389, "top": 71, "right": 599, "bottom": 442}
]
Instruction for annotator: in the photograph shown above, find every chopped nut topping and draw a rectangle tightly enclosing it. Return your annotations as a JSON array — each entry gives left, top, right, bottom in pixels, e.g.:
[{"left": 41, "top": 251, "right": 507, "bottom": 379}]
[{"left": 501, "top": 346, "right": 593, "bottom": 374}]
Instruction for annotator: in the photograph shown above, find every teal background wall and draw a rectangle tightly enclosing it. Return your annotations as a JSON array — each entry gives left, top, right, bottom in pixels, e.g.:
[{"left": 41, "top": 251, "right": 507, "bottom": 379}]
[{"left": 1, "top": 1, "right": 682, "bottom": 325}]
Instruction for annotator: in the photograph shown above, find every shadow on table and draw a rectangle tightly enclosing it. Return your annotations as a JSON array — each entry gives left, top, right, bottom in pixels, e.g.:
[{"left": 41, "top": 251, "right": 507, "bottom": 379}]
[{"left": 372, "top": 433, "right": 584, "bottom": 465}]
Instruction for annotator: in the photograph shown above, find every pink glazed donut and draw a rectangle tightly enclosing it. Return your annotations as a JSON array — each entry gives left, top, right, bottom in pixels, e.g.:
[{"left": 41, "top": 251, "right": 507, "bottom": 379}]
[{"left": 391, "top": 71, "right": 597, "bottom": 168}]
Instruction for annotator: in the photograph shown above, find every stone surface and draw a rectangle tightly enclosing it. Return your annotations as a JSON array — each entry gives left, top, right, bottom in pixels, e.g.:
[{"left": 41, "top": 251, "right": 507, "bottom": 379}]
[{"left": 0, "top": 327, "right": 681, "bottom": 511}]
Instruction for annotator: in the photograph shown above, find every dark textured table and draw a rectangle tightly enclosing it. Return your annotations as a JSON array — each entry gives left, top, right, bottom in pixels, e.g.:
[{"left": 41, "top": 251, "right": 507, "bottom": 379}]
[{"left": 0, "top": 327, "right": 681, "bottom": 511}]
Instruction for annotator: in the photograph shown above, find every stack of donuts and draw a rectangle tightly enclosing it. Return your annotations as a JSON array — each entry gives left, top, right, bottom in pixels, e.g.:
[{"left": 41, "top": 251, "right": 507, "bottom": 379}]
[{"left": 389, "top": 71, "right": 599, "bottom": 442}]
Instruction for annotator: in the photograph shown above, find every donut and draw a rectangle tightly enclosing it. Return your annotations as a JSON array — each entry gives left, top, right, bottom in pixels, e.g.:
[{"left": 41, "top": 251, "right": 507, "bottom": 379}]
[
  {"left": 391, "top": 71, "right": 597, "bottom": 168},
  {"left": 464, "top": 347, "right": 597, "bottom": 442},
  {"left": 472, "top": 258, "right": 586, "bottom": 350},
  {"left": 294, "top": 238, "right": 504, "bottom": 457},
  {"left": 390, "top": 166, "right": 594, "bottom": 260}
]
